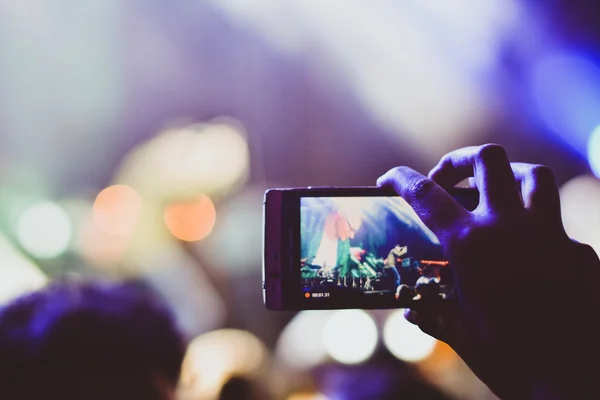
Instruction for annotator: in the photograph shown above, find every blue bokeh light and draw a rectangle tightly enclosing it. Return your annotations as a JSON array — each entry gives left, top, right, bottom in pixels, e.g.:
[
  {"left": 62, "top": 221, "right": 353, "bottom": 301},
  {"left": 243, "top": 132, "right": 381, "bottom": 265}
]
[
  {"left": 589, "top": 126, "right": 600, "bottom": 178},
  {"left": 530, "top": 51, "right": 600, "bottom": 155}
]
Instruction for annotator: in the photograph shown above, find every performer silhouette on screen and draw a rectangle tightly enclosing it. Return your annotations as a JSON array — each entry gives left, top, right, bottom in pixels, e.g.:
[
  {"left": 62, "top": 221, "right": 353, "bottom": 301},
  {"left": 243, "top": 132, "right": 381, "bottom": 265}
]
[{"left": 384, "top": 244, "right": 406, "bottom": 290}]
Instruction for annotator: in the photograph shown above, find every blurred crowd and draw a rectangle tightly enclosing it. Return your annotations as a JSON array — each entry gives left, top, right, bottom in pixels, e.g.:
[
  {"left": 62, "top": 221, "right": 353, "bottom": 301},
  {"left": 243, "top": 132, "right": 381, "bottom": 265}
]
[{"left": 1, "top": 1, "right": 600, "bottom": 399}]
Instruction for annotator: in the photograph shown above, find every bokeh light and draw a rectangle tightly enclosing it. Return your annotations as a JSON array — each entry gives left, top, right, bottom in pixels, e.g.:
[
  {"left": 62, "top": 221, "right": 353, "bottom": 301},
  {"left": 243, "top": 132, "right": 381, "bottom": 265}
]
[
  {"left": 178, "top": 329, "right": 267, "bottom": 399},
  {"left": 276, "top": 311, "right": 332, "bottom": 370},
  {"left": 164, "top": 194, "right": 217, "bottom": 242},
  {"left": 93, "top": 185, "right": 143, "bottom": 236},
  {"left": 322, "top": 310, "right": 378, "bottom": 364},
  {"left": 530, "top": 52, "right": 600, "bottom": 154},
  {"left": 117, "top": 120, "right": 250, "bottom": 199},
  {"left": 383, "top": 309, "right": 436, "bottom": 362},
  {"left": 589, "top": 125, "right": 600, "bottom": 178},
  {"left": 560, "top": 175, "right": 600, "bottom": 256},
  {"left": 0, "top": 234, "right": 47, "bottom": 305},
  {"left": 16, "top": 201, "right": 72, "bottom": 259}
]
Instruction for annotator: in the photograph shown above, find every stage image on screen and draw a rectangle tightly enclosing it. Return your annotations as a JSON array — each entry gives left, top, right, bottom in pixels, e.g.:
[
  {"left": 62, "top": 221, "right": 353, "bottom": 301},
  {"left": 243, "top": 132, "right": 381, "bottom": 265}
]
[{"left": 300, "top": 196, "right": 453, "bottom": 303}]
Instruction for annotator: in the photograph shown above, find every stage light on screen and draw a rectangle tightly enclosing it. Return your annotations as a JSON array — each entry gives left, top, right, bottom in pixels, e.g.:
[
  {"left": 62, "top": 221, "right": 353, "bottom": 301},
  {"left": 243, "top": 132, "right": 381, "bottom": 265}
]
[
  {"left": 322, "top": 310, "right": 378, "bottom": 364},
  {"left": 17, "top": 201, "right": 72, "bottom": 259},
  {"left": 530, "top": 52, "right": 600, "bottom": 154},
  {"left": 164, "top": 194, "right": 216, "bottom": 242},
  {"left": 560, "top": 175, "right": 600, "bottom": 256},
  {"left": 383, "top": 309, "right": 436, "bottom": 362},
  {"left": 93, "top": 185, "right": 143, "bottom": 236},
  {"left": 276, "top": 311, "right": 332, "bottom": 369},
  {"left": 589, "top": 125, "right": 600, "bottom": 178},
  {"left": 178, "top": 329, "right": 267, "bottom": 399}
]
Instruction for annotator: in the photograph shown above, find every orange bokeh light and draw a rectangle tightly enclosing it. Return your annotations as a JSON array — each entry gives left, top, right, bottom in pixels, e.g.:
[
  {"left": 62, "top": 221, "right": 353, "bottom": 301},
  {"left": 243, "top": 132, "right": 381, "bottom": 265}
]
[
  {"left": 164, "top": 194, "right": 216, "bottom": 242},
  {"left": 93, "top": 185, "right": 143, "bottom": 236}
]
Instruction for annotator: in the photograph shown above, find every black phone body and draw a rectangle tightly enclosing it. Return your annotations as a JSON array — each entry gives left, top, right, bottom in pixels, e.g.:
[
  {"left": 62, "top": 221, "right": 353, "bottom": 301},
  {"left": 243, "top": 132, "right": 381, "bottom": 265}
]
[{"left": 263, "top": 186, "right": 478, "bottom": 310}]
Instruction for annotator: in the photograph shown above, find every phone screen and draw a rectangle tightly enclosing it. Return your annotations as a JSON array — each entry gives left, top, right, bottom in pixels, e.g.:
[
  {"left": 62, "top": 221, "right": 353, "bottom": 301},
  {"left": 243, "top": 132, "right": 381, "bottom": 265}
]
[{"left": 299, "top": 196, "right": 453, "bottom": 304}]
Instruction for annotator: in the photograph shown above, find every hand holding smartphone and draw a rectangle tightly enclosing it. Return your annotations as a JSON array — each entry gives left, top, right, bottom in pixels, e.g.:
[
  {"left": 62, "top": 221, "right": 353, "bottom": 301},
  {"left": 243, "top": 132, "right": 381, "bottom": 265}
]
[{"left": 263, "top": 186, "right": 478, "bottom": 310}]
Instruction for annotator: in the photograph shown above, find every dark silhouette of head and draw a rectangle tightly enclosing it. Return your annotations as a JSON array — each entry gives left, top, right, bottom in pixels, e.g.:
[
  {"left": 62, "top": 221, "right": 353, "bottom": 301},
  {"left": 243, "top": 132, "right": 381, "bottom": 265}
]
[{"left": 0, "top": 280, "right": 185, "bottom": 400}]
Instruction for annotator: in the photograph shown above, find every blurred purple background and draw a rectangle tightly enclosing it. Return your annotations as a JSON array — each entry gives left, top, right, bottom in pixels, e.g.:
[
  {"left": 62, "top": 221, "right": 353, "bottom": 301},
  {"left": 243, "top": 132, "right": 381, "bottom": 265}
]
[{"left": 1, "top": 1, "right": 600, "bottom": 399}]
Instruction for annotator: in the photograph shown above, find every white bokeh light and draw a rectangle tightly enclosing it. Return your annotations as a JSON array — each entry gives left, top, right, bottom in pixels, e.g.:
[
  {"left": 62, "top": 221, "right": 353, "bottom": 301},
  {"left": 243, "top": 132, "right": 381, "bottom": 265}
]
[
  {"left": 322, "top": 310, "right": 378, "bottom": 364},
  {"left": 17, "top": 201, "right": 72, "bottom": 259},
  {"left": 276, "top": 310, "right": 333, "bottom": 369},
  {"left": 560, "top": 175, "right": 600, "bottom": 256},
  {"left": 383, "top": 309, "right": 437, "bottom": 362},
  {"left": 589, "top": 126, "right": 600, "bottom": 178}
]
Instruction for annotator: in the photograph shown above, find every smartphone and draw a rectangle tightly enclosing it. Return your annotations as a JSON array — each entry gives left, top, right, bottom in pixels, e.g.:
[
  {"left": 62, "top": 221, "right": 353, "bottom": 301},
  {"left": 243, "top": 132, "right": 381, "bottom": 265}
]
[{"left": 263, "top": 186, "right": 478, "bottom": 310}]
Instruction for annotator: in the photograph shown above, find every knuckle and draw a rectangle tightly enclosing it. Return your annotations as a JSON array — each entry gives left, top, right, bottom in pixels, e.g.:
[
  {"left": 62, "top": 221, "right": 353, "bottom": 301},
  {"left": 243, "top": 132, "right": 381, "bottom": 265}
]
[
  {"left": 392, "top": 165, "right": 412, "bottom": 174},
  {"left": 476, "top": 143, "right": 508, "bottom": 163},
  {"left": 408, "top": 178, "right": 437, "bottom": 200},
  {"left": 529, "top": 164, "right": 555, "bottom": 183}
]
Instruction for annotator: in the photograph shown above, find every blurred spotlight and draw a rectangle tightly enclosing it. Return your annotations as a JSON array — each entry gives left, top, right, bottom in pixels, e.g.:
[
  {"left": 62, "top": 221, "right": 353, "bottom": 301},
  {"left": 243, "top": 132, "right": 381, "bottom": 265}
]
[
  {"left": 179, "top": 329, "right": 267, "bottom": 399},
  {"left": 117, "top": 119, "right": 250, "bottom": 199},
  {"left": 214, "top": 2, "right": 523, "bottom": 160},
  {"left": 17, "top": 201, "right": 72, "bottom": 259},
  {"left": 191, "top": 121, "right": 250, "bottom": 190},
  {"left": 276, "top": 311, "right": 333, "bottom": 370},
  {"left": 93, "top": 185, "right": 143, "bottom": 236},
  {"left": 0, "top": 235, "right": 47, "bottom": 305},
  {"left": 164, "top": 194, "right": 217, "bottom": 242},
  {"left": 589, "top": 125, "right": 600, "bottom": 178},
  {"left": 560, "top": 175, "right": 600, "bottom": 256},
  {"left": 322, "top": 310, "right": 378, "bottom": 365},
  {"left": 383, "top": 309, "right": 436, "bottom": 362},
  {"left": 530, "top": 51, "right": 600, "bottom": 154}
]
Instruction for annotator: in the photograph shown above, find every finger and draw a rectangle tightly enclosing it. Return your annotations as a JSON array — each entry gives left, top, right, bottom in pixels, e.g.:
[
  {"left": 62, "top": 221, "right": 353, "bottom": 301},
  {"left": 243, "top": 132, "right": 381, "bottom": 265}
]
[
  {"left": 428, "top": 144, "right": 522, "bottom": 212},
  {"left": 403, "top": 307, "right": 449, "bottom": 343},
  {"left": 377, "top": 167, "right": 470, "bottom": 233},
  {"left": 404, "top": 308, "right": 418, "bottom": 324},
  {"left": 510, "top": 163, "right": 561, "bottom": 221}
]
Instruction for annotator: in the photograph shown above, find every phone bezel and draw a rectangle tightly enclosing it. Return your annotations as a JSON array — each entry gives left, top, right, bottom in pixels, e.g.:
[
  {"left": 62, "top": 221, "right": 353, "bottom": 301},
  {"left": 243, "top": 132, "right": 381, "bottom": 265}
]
[{"left": 263, "top": 186, "right": 478, "bottom": 310}]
